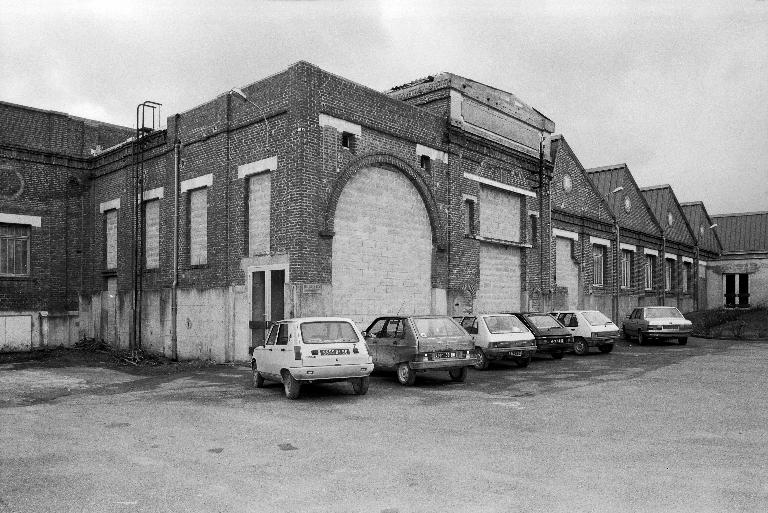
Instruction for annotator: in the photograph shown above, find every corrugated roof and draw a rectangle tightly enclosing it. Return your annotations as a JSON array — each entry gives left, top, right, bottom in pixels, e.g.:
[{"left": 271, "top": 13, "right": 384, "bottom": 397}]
[
  {"left": 680, "top": 202, "right": 723, "bottom": 254},
  {"left": 710, "top": 211, "right": 768, "bottom": 253},
  {"left": 640, "top": 185, "right": 695, "bottom": 246},
  {"left": 586, "top": 165, "right": 662, "bottom": 236}
]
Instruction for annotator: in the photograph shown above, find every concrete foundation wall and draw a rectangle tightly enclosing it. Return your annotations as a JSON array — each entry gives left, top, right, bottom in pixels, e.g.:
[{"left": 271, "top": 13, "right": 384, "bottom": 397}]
[{"left": 1, "top": 311, "right": 79, "bottom": 352}]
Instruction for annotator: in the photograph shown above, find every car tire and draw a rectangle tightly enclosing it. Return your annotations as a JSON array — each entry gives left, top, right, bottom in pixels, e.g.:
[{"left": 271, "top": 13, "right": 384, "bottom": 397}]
[
  {"left": 598, "top": 344, "right": 614, "bottom": 354},
  {"left": 351, "top": 376, "right": 369, "bottom": 395},
  {"left": 573, "top": 338, "right": 589, "bottom": 356},
  {"left": 551, "top": 351, "right": 564, "bottom": 360},
  {"left": 637, "top": 331, "right": 645, "bottom": 345},
  {"left": 474, "top": 349, "right": 490, "bottom": 370},
  {"left": 449, "top": 366, "right": 468, "bottom": 382},
  {"left": 252, "top": 361, "right": 264, "bottom": 388},
  {"left": 282, "top": 371, "right": 301, "bottom": 399},
  {"left": 678, "top": 337, "right": 688, "bottom": 345},
  {"left": 517, "top": 354, "right": 532, "bottom": 368},
  {"left": 396, "top": 362, "right": 416, "bottom": 386}
]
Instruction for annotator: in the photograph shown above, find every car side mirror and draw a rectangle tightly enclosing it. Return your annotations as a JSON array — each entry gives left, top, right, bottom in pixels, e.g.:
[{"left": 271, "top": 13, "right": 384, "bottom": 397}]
[{"left": 361, "top": 331, "right": 367, "bottom": 337}]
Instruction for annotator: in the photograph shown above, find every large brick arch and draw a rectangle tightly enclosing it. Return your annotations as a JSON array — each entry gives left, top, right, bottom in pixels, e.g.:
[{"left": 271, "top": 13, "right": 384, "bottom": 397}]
[{"left": 321, "top": 152, "right": 446, "bottom": 250}]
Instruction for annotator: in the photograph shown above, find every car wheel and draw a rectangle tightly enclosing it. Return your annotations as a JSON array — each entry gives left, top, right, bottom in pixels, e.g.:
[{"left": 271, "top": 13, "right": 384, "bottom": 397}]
[
  {"left": 551, "top": 351, "right": 564, "bottom": 360},
  {"left": 252, "top": 361, "right": 264, "bottom": 388},
  {"left": 573, "top": 338, "right": 589, "bottom": 356},
  {"left": 598, "top": 344, "right": 614, "bottom": 354},
  {"left": 637, "top": 331, "right": 646, "bottom": 345},
  {"left": 282, "top": 371, "right": 301, "bottom": 399},
  {"left": 517, "top": 354, "right": 532, "bottom": 368},
  {"left": 351, "top": 376, "right": 369, "bottom": 395},
  {"left": 448, "top": 366, "right": 468, "bottom": 382},
  {"left": 474, "top": 349, "right": 490, "bottom": 370},
  {"left": 678, "top": 337, "right": 688, "bottom": 345},
  {"left": 396, "top": 362, "right": 416, "bottom": 386}
]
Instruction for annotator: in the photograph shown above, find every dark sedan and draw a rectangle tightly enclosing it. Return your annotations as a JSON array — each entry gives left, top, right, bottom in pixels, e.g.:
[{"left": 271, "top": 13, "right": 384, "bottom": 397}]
[{"left": 508, "top": 312, "right": 574, "bottom": 359}]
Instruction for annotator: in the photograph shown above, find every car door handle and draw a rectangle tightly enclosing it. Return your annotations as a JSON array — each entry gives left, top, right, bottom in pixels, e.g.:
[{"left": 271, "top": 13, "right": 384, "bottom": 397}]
[{"left": 280, "top": 348, "right": 286, "bottom": 352}]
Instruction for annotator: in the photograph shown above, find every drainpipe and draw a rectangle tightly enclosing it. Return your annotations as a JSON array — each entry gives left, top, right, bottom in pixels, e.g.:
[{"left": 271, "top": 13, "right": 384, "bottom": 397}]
[
  {"left": 614, "top": 220, "right": 620, "bottom": 323},
  {"left": 171, "top": 127, "right": 181, "bottom": 361},
  {"left": 661, "top": 231, "right": 666, "bottom": 306}
]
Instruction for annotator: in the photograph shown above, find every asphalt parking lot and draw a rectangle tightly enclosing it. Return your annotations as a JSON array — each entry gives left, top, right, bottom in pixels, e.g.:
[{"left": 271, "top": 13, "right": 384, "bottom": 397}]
[{"left": 1, "top": 337, "right": 767, "bottom": 513}]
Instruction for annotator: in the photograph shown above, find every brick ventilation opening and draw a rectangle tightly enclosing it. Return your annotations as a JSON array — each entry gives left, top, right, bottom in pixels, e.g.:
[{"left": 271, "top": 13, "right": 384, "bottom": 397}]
[
  {"left": 420, "top": 155, "right": 431, "bottom": 172},
  {"left": 341, "top": 132, "right": 356, "bottom": 154}
]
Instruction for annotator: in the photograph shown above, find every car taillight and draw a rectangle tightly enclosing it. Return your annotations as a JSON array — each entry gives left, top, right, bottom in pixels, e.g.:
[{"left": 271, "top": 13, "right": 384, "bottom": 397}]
[{"left": 294, "top": 346, "right": 302, "bottom": 360}]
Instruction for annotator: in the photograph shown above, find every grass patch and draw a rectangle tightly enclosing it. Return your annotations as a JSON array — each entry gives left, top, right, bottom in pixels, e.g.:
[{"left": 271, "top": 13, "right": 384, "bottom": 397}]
[{"left": 685, "top": 306, "right": 768, "bottom": 339}]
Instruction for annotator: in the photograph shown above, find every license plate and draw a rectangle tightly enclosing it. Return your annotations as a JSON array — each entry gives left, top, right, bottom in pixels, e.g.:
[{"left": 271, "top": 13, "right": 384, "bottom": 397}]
[
  {"left": 320, "top": 348, "right": 350, "bottom": 356},
  {"left": 434, "top": 351, "right": 454, "bottom": 359},
  {"left": 550, "top": 338, "right": 562, "bottom": 344},
  {"left": 511, "top": 350, "right": 523, "bottom": 357}
]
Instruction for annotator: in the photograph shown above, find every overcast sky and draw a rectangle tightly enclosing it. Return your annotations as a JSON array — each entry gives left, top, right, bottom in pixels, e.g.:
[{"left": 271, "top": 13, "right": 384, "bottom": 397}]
[{"left": 2, "top": 0, "right": 766, "bottom": 215}]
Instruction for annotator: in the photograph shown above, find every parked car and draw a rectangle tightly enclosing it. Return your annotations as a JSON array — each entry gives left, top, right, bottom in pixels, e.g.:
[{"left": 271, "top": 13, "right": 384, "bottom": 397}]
[
  {"left": 454, "top": 314, "right": 537, "bottom": 370},
  {"left": 551, "top": 310, "right": 619, "bottom": 355},
  {"left": 250, "top": 317, "right": 373, "bottom": 399},
  {"left": 622, "top": 306, "right": 693, "bottom": 345},
  {"left": 363, "top": 315, "right": 476, "bottom": 385},
  {"left": 508, "top": 312, "right": 574, "bottom": 359}
]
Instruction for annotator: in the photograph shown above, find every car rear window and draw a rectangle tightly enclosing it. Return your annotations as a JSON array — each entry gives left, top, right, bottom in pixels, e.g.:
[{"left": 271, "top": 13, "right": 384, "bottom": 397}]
[
  {"left": 645, "top": 308, "right": 684, "bottom": 319},
  {"left": 526, "top": 314, "right": 562, "bottom": 329},
  {"left": 300, "top": 321, "right": 359, "bottom": 344},
  {"left": 413, "top": 317, "right": 466, "bottom": 338},
  {"left": 582, "top": 311, "right": 612, "bottom": 325},
  {"left": 484, "top": 315, "right": 528, "bottom": 334}
]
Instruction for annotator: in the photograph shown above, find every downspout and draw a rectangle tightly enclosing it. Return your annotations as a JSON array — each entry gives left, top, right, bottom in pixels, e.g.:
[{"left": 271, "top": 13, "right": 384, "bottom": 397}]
[
  {"left": 171, "top": 116, "right": 181, "bottom": 361},
  {"left": 660, "top": 231, "right": 666, "bottom": 306},
  {"left": 538, "top": 135, "right": 545, "bottom": 305},
  {"left": 613, "top": 220, "right": 620, "bottom": 323}
]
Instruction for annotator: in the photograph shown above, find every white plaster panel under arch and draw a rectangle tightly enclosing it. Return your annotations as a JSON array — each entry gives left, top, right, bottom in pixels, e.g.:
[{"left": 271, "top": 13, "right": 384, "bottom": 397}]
[{"left": 332, "top": 166, "right": 432, "bottom": 328}]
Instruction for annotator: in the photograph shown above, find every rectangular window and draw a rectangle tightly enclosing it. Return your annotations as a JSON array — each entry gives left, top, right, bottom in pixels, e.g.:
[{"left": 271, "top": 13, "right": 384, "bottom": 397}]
[
  {"left": 621, "top": 250, "right": 632, "bottom": 288},
  {"left": 0, "top": 223, "right": 30, "bottom": 276},
  {"left": 105, "top": 210, "right": 118, "bottom": 270},
  {"left": 682, "top": 262, "right": 692, "bottom": 293},
  {"left": 665, "top": 258, "right": 675, "bottom": 292},
  {"left": 420, "top": 155, "right": 431, "bottom": 172},
  {"left": 189, "top": 188, "right": 208, "bottom": 265},
  {"left": 530, "top": 215, "right": 538, "bottom": 244},
  {"left": 592, "top": 245, "right": 605, "bottom": 287},
  {"left": 144, "top": 200, "right": 160, "bottom": 269},
  {"left": 341, "top": 132, "right": 356, "bottom": 153},
  {"left": 463, "top": 199, "right": 475, "bottom": 236},
  {"left": 724, "top": 273, "right": 750, "bottom": 308},
  {"left": 645, "top": 254, "right": 655, "bottom": 290},
  {"left": 248, "top": 173, "right": 271, "bottom": 255}
]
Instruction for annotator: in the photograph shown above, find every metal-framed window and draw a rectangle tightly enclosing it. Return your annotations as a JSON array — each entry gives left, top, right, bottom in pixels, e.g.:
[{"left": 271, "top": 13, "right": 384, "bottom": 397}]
[
  {"left": 592, "top": 244, "right": 605, "bottom": 286},
  {"left": 0, "top": 223, "right": 29, "bottom": 276},
  {"left": 621, "top": 250, "right": 632, "bottom": 288},
  {"left": 644, "top": 254, "right": 655, "bottom": 290}
]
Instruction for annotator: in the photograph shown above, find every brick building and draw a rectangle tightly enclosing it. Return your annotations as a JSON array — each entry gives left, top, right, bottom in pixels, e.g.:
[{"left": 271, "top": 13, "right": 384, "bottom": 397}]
[
  {"left": 680, "top": 201, "right": 722, "bottom": 310},
  {"left": 0, "top": 61, "right": 754, "bottom": 357}
]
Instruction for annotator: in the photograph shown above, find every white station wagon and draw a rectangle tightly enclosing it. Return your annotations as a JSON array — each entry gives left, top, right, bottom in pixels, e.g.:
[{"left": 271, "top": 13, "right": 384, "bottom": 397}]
[
  {"left": 551, "top": 310, "right": 620, "bottom": 355},
  {"left": 250, "top": 317, "right": 374, "bottom": 399}
]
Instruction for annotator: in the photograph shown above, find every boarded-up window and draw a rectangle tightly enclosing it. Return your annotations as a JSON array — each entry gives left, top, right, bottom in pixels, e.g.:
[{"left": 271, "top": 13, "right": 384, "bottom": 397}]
[
  {"left": 248, "top": 173, "right": 271, "bottom": 256},
  {"left": 105, "top": 210, "right": 117, "bottom": 270},
  {"left": 0, "top": 223, "right": 29, "bottom": 276},
  {"left": 144, "top": 200, "right": 160, "bottom": 269},
  {"left": 189, "top": 188, "right": 208, "bottom": 265},
  {"left": 479, "top": 186, "right": 520, "bottom": 242}
]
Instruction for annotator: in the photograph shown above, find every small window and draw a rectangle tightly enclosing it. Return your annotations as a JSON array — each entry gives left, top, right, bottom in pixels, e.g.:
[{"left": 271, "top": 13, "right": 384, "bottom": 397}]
[
  {"left": 105, "top": 210, "right": 118, "bottom": 270},
  {"left": 341, "top": 132, "right": 356, "bottom": 153},
  {"left": 0, "top": 223, "right": 30, "bottom": 276},
  {"left": 682, "top": 262, "right": 692, "bottom": 293},
  {"left": 464, "top": 199, "right": 476, "bottom": 236},
  {"left": 420, "top": 155, "right": 431, "bottom": 172},
  {"left": 665, "top": 259, "right": 676, "bottom": 292},
  {"left": 189, "top": 188, "right": 208, "bottom": 266},
  {"left": 144, "top": 200, "right": 160, "bottom": 269},
  {"left": 530, "top": 215, "right": 538, "bottom": 244}
]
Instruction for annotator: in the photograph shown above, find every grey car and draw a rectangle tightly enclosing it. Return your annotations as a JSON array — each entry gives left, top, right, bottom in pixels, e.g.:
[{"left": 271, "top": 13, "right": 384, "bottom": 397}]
[{"left": 622, "top": 306, "right": 693, "bottom": 345}]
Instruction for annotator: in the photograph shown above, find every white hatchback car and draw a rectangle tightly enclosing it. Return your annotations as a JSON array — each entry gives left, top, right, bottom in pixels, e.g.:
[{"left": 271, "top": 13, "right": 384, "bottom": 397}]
[
  {"left": 551, "top": 310, "right": 620, "bottom": 355},
  {"left": 455, "top": 314, "right": 537, "bottom": 370},
  {"left": 250, "top": 317, "right": 374, "bottom": 399}
]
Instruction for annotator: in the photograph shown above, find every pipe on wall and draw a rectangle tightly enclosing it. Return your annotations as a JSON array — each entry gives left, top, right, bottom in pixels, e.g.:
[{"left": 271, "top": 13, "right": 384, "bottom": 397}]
[{"left": 171, "top": 115, "right": 181, "bottom": 361}]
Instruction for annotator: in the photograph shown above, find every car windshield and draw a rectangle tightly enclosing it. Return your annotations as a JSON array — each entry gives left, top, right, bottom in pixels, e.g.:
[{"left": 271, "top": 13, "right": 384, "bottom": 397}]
[
  {"left": 413, "top": 317, "right": 466, "bottom": 338},
  {"left": 645, "top": 308, "right": 684, "bottom": 319},
  {"left": 582, "top": 311, "right": 612, "bottom": 325},
  {"left": 300, "top": 321, "right": 359, "bottom": 344},
  {"left": 484, "top": 315, "right": 527, "bottom": 334},
  {"left": 527, "top": 314, "right": 562, "bottom": 329}
]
